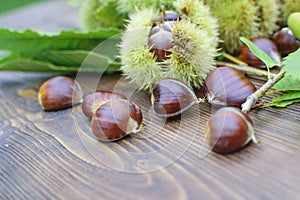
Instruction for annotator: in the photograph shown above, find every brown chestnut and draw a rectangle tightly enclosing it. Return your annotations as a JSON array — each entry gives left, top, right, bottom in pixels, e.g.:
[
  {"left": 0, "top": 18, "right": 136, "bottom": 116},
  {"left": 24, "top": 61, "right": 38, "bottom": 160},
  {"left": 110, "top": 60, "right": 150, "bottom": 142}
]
[
  {"left": 151, "top": 79, "right": 198, "bottom": 118},
  {"left": 273, "top": 27, "right": 299, "bottom": 56},
  {"left": 91, "top": 99, "right": 143, "bottom": 142},
  {"left": 205, "top": 107, "right": 257, "bottom": 154},
  {"left": 152, "top": 10, "right": 182, "bottom": 25},
  {"left": 148, "top": 26, "right": 173, "bottom": 62},
  {"left": 82, "top": 91, "right": 127, "bottom": 117},
  {"left": 38, "top": 76, "right": 83, "bottom": 111},
  {"left": 239, "top": 37, "right": 281, "bottom": 69},
  {"left": 148, "top": 10, "right": 182, "bottom": 62},
  {"left": 204, "top": 67, "right": 257, "bottom": 108}
]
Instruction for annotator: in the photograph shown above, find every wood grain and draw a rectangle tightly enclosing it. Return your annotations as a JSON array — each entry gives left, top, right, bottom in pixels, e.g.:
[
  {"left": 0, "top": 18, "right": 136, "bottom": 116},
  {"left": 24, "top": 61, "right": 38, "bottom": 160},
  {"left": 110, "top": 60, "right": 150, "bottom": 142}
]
[{"left": 1, "top": 1, "right": 300, "bottom": 200}]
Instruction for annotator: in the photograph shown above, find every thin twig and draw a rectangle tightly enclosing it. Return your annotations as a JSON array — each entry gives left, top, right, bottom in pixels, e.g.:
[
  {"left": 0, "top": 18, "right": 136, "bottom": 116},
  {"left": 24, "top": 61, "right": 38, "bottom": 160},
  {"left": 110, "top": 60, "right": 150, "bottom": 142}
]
[
  {"left": 241, "top": 71, "right": 286, "bottom": 113},
  {"left": 217, "top": 61, "right": 275, "bottom": 78}
]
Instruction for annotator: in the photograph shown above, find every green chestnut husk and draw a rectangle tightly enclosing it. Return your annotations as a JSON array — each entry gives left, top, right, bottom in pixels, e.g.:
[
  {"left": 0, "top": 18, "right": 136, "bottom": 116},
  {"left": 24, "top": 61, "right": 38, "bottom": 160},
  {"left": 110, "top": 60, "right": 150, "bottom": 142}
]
[
  {"left": 70, "top": 0, "right": 171, "bottom": 30},
  {"left": 119, "top": 0, "right": 219, "bottom": 91},
  {"left": 78, "top": 0, "right": 127, "bottom": 30},
  {"left": 204, "top": 0, "right": 280, "bottom": 54}
]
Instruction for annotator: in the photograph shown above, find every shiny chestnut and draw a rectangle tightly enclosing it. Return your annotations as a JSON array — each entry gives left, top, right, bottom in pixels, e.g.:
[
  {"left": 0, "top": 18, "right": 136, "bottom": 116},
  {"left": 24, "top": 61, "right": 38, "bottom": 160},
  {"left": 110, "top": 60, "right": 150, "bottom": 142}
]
[
  {"left": 38, "top": 76, "right": 83, "bottom": 111},
  {"left": 204, "top": 67, "right": 256, "bottom": 108},
  {"left": 205, "top": 107, "right": 256, "bottom": 154},
  {"left": 82, "top": 91, "right": 127, "bottom": 117},
  {"left": 273, "top": 27, "right": 299, "bottom": 56},
  {"left": 151, "top": 79, "right": 198, "bottom": 118},
  {"left": 91, "top": 99, "right": 143, "bottom": 142},
  {"left": 239, "top": 37, "right": 281, "bottom": 68},
  {"left": 152, "top": 10, "right": 182, "bottom": 25},
  {"left": 148, "top": 10, "right": 182, "bottom": 62}
]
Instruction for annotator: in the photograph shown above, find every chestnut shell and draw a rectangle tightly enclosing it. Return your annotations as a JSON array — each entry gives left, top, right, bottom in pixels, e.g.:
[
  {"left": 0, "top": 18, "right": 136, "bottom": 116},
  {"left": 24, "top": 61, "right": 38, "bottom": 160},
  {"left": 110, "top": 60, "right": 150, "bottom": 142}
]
[
  {"left": 204, "top": 67, "right": 256, "bottom": 108},
  {"left": 206, "top": 107, "right": 254, "bottom": 154},
  {"left": 91, "top": 100, "right": 143, "bottom": 142},
  {"left": 151, "top": 79, "right": 197, "bottom": 118}
]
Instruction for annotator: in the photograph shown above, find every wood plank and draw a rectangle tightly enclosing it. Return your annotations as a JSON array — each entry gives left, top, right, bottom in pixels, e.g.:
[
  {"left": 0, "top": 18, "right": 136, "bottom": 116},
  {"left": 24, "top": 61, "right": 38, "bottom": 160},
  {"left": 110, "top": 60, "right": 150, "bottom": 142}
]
[{"left": 1, "top": 1, "right": 300, "bottom": 199}]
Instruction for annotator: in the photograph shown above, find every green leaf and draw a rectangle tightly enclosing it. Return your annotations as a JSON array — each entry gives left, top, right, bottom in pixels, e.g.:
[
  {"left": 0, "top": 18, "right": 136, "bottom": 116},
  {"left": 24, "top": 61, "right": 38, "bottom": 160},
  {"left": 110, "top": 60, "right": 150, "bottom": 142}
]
[
  {"left": 0, "top": 28, "right": 121, "bottom": 61},
  {"left": 275, "top": 48, "right": 300, "bottom": 91},
  {"left": 270, "top": 98, "right": 300, "bottom": 107},
  {"left": 0, "top": 59, "right": 67, "bottom": 72},
  {"left": 0, "top": 58, "right": 121, "bottom": 73},
  {"left": 269, "top": 91, "right": 300, "bottom": 107},
  {"left": 274, "top": 75, "right": 300, "bottom": 91},
  {"left": 240, "top": 37, "right": 279, "bottom": 69},
  {"left": 0, "top": 50, "right": 10, "bottom": 61},
  {"left": 39, "top": 50, "right": 121, "bottom": 73},
  {"left": 272, "top": 91, "right": 300, "bottom": 103}
]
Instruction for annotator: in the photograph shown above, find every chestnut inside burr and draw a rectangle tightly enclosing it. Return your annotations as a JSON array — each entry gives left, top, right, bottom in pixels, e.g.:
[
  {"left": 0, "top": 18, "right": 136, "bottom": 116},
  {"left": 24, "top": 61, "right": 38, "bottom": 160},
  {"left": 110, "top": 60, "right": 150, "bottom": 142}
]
[{"left": 148, "top": 10, "right": 182, "bottom": 62}]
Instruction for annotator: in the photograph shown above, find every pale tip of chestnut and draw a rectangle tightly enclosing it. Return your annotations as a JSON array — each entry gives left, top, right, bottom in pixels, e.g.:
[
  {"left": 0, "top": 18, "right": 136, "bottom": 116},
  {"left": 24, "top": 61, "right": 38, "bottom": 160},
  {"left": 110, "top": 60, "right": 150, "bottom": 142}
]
[
  {"left": 38, "top": 76, "right": 83, "bottom": 111},
  {"left": 205, "top": 107, "right": 258, "bottom": 154},
  {"left": 151, "top": 79, "right": 198, "bottom": 118},
  {"left": 91, "top": 99, "right": 143, "bottom": 142}
]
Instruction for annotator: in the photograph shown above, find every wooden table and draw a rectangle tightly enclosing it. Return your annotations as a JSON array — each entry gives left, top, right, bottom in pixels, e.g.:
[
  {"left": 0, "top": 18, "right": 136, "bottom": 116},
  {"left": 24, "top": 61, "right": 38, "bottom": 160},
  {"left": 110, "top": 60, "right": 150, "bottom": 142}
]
[{"left": 1, "top": 1, "right": 300, "bottom": 199}]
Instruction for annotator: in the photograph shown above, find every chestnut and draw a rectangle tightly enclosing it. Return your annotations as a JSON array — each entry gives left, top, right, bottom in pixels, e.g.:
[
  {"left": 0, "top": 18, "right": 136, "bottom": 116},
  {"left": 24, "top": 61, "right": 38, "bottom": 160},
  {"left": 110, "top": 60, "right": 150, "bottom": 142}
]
[
  {"left": 273, "top": 27, "right": 299, "bottom": 56},
  {"left": 205, "top": 107, "right": 256, "bottom": 154},
  {"left": 152, "top": 10, "right": 182, "bottom": 25},
  {"left": 148, "top": 10, "right": 182, "bottom": 62},
  {"left": 204, "top": 67, "right": 257, "bottom": 108},
  {"left": 91, "top": 99, "right": 143, "bottom": 142},
  {"left": 151, "top": 79, "right": 198, "bottom": 118},
  {"left": 239, "top": 37, "right": 281, "bottom": 69},
  {"left": 38, "top": 76, "right": 83, "bottom": 111},
  {"left": 82, "top": 91, "right": 127, "bottom": 117}
]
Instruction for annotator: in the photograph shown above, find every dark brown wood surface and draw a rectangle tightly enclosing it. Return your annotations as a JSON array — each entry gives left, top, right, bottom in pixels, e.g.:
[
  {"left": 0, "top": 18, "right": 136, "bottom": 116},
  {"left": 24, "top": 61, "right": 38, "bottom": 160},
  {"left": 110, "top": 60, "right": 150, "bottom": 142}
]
[{"left": 1, "top": 1, "right": 300, "bottom": 199}]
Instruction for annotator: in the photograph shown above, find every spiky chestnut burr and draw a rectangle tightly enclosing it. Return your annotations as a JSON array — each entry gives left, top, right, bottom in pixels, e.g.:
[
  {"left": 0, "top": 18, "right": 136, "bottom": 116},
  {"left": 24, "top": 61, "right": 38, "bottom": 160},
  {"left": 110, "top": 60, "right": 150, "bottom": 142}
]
[
  {"left": 204, "top": 0, "right": 280, "bottom": 54},
  {"left": 119, "top": 0, "right": 219, "bottom": 91},
  {"left": 255, "top": 0, "right": 280, "bottom": 36},
  {"left": 116, "top": 0, "right": 168, "bottom": 15}
]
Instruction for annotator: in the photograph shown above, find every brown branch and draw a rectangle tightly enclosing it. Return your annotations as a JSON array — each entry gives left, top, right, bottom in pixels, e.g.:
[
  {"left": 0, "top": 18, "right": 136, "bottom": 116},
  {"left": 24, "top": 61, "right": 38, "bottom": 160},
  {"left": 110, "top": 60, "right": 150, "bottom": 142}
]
[{"left": 241, "top": 71, "right": 286, "bottom": 113}]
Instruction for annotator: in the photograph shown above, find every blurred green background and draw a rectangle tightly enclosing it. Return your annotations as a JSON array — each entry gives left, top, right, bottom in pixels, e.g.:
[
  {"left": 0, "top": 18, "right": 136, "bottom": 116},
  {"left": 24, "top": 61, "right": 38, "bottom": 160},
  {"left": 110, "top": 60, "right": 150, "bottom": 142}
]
[{"left": 0, "top": 0, "right": 44, "bottom": 14}]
